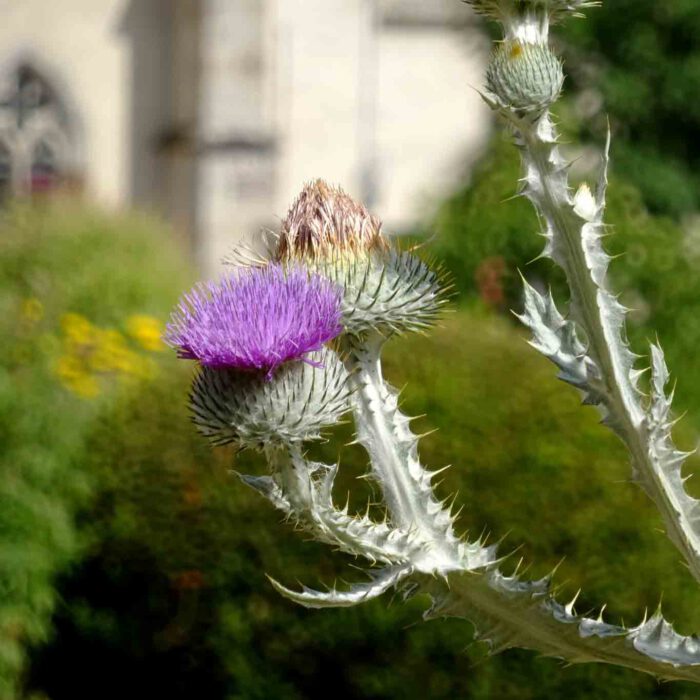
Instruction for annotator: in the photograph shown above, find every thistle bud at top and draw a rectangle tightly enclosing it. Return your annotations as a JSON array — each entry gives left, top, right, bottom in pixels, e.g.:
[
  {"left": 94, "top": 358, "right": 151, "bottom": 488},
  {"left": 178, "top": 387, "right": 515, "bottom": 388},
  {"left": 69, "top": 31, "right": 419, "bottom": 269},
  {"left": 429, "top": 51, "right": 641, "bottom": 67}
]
[
  {"left": 274, "top": 181, "right": 449, "bottom": 336},
  {"left": 486, "top": 40, "right": 563, "bottom": 113},
  {"left": 276, "top": 179, "right": 388, "bottom": 262}
]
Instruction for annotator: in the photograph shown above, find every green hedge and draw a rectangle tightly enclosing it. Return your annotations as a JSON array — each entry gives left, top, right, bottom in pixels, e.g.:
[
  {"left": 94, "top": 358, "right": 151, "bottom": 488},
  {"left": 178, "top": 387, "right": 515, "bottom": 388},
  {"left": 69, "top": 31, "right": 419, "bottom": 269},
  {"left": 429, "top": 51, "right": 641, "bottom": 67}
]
[
  {"left": 29, "top": 310, "right": 700, "bottom": 699},
  {"left": 0, "top": 202, "right": 190, "bottom": 699}
]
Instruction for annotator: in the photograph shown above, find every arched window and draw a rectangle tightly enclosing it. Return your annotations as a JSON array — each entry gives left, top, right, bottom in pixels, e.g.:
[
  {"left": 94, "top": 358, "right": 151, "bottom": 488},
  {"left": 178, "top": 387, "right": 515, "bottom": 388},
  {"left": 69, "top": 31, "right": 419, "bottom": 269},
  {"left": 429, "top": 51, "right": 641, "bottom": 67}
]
[
  {"left": 0, "top": 61, "right": 79, "bottom": 201},
  {"left": 1, "top": 65, "right": 66, "bottom": 129}
]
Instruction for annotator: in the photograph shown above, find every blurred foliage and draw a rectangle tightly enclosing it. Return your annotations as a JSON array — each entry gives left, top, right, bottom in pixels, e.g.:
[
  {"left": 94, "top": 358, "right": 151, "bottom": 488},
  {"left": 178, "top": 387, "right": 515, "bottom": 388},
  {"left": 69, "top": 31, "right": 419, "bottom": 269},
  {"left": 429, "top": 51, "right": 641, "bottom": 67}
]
[
  {"left": 0, "top": 202, "right": 190, "bottom": 699},
  {"left": 557, "top": 1, "right": 700, "bottom": 216},
  {"left": 7, "top": 189, "right": 700, "bottom": 699},
  {"left": 25, "top": 311, "right": 700, "bottom": 700}
]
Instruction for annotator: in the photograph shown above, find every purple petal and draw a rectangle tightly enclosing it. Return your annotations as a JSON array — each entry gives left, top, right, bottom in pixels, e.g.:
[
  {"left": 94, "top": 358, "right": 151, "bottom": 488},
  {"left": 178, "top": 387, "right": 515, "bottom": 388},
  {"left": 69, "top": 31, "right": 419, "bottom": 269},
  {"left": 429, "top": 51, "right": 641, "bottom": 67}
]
[{"left": 165, "top": 264, "right": 343, "bottom": 375}]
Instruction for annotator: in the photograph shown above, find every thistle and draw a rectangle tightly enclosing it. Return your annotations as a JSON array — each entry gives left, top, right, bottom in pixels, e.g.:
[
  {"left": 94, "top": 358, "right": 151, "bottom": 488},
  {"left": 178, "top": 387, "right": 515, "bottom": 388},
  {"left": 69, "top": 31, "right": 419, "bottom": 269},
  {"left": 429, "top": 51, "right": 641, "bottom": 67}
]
[
  {"left": 166, "top": 0, "right": 700, "bottom": 684},
  {"left": 164, "top": 264, "right": 343, "bottom": 376},
  {"left": 190, "top": 349, "right": 351, "bottom": 450},
  {"left": 276, "top": 179, "right": 388, "bottom": 262}
]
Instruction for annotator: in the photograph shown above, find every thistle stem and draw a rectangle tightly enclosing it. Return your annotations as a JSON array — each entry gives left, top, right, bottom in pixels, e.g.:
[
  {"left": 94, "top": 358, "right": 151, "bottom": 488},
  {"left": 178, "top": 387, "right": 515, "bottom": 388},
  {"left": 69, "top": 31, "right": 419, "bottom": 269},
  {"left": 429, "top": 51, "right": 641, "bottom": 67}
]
[
  {"left": 515, "top": 107, "right": 700, "bottom": 582},
  {"left": 342, "top": 332, "right": 461, "bottom": 569}
]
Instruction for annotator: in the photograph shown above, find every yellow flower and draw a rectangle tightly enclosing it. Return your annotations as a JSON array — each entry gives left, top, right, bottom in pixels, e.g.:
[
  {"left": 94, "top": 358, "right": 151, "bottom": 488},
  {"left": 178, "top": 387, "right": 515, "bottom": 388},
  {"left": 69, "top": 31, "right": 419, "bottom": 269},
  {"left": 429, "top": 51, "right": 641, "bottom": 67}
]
[
  {"left": 52, "top": 313, "right": 161, "bottom": 397},
  {"left": 54, "top": 355, "right": 100, "bottom": 398},
  {"left": 66, "top": 374, "right": 100, "bottom": 398},
  {"left": 88, "top": 329, "right": 128, "bottom": 372},
  {"left": 125, "top": 315, "right": 165, "bottom": 352},
  {"left": 21, "top": 298, "right": 44, "bottom": 323},
  {"left": 61, "top": 313, "right": 95, "bottom": 346},
  {"left": 55, "top": 354, "right": 84, "bottom": 381}
]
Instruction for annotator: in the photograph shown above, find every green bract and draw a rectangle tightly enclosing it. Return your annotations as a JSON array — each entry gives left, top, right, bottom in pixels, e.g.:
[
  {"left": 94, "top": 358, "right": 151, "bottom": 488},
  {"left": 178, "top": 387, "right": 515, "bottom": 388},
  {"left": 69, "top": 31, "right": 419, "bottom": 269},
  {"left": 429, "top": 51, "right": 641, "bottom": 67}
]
[
  {"left": 486, "top": 41, "right": 563, "bottom": 112},
  {"left": 308, "top": 250, "right": 449, "bottom": 336},
  {"left": 190, "top": 348, "right": 350, "bottom": 450}
]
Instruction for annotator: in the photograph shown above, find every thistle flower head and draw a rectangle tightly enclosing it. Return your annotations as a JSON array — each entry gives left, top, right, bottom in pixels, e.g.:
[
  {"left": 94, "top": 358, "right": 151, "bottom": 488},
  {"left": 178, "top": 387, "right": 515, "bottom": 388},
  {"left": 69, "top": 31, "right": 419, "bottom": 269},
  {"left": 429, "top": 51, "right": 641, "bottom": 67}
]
[
  {"left": 165, "top": 264, "right": 343, "bottom": 376},
  {"left": 308, "top": 248, "right": 451, "bottom": 336},
  {"left": 276, "top": 179, "right": 388, "bottom": 262}
]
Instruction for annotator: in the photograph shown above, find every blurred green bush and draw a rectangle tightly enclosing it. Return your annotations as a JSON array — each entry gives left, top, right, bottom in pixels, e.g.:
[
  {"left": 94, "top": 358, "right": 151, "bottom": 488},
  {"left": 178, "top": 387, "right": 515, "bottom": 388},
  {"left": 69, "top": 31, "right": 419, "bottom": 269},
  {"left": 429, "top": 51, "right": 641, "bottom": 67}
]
[
  {"left": 558, "top": 0, "right": 700, "bottom": 217},
  {"left": 27, "top": 318, "right": 700, "bottom": 699},
  {"left": 6, "top": 187, "right": 700, "bottom": 699},
  {"left": 0, "top": 202, "right": 190, "bottom": 699}
]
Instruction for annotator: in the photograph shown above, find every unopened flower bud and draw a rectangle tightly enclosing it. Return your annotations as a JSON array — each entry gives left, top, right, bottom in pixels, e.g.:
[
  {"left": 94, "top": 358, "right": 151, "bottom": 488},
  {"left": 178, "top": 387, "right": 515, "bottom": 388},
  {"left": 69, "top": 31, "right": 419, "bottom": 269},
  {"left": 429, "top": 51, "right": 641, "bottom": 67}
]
[
  {"left": 275, "top": 182, "right": 448, "bottom": 336},
  {"left": 315, "top": 250, "right": 449, "bottom": 336},
  {"left": 486, "top": 41, "right": 563, "bottom": 112}
]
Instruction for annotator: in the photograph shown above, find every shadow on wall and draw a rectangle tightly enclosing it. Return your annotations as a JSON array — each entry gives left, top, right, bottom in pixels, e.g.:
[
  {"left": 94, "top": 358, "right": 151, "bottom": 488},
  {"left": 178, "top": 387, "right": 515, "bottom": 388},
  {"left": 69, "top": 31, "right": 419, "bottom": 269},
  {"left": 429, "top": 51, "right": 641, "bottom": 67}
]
[{"left": 118, "top": 0, "right": 199, "bottom": 251}]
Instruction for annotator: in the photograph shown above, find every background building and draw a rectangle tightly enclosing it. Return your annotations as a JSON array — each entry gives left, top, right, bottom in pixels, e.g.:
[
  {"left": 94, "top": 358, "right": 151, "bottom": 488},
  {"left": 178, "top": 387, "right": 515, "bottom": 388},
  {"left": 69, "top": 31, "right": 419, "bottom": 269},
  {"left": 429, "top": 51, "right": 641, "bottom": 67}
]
[{"left": 0, "top": 0, "right": 490, "bottom": 272}]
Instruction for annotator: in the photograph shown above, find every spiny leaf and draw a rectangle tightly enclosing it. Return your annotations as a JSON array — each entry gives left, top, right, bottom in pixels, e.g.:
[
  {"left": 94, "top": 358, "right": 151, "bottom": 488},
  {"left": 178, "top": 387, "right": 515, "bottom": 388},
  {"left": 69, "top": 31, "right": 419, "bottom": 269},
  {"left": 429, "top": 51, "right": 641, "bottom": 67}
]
[
  {"left": 268, "top": 565, "right": 413, "bottom": 609},
  {"left": 425, "top": 568, "right": 700, "bottom": 683},
  {"left": 513, "top": 113, "right": 700, "bottom": 583},
  {"left": 244, "top": 451, "right": 428, "bottom": 565}
]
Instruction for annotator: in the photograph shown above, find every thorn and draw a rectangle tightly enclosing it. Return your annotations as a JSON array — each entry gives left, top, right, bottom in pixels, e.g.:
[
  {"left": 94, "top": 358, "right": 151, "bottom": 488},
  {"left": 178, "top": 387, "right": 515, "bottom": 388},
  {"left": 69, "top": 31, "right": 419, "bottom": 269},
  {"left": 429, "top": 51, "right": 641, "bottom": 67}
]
[
  {"left": 597, "top": 604, "right": 607, "bottom": 623},
  {"left": 430, "top": 465, "right": 453, "bottom": 480},
  {"left": 500, "top": 191, "right": 524, "bottom": 204},
  {"left": 416, "top": 428, "right": 439, "bottom": 440}
]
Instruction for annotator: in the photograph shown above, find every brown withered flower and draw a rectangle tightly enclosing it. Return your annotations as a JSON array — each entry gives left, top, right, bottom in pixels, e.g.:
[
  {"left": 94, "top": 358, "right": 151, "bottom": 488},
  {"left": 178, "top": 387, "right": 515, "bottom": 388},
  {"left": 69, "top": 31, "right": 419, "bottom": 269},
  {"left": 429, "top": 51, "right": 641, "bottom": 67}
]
[{"left": 276, "top": 179, "right": 388, "bottom": 261}]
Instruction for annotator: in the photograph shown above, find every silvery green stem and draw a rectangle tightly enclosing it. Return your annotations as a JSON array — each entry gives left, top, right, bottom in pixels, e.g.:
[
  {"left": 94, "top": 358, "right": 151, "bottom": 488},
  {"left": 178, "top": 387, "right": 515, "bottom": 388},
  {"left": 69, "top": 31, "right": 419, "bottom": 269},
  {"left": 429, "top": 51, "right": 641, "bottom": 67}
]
[
  {"left": 255, "top": 443, "right": 425, "bottom": 566},
  {"left": 502, "top": 39, "right": 700, "bottom": 584},
  {"left": 341, "top": 331, "right": 463, "bottom": 570}
]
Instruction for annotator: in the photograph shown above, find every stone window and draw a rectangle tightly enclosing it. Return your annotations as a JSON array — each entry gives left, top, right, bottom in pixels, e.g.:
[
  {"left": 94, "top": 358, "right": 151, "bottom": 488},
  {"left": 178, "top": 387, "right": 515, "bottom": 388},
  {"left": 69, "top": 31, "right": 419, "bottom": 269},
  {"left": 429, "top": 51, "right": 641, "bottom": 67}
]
[{"left": 0, "top": 62, "right": 78, "bottom": 199}]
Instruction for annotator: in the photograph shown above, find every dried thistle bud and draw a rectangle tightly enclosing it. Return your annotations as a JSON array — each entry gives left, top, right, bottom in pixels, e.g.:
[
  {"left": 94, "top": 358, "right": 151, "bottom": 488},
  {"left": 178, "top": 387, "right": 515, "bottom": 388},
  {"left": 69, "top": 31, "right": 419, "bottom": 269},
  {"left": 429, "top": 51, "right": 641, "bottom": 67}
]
[
  {"left": 190, "top": 349, "right": 351, "bottom": 450},
  {"left": 486, "top": 40, "right": 563, "bottom": 112},
  {"left": 276, "top": 180, "right": 388, "bottom": 261},
  {"left": 275, "top": 181, "right": 447, "bottom": 336},
  {"left": 465, "top": 0, "right": 599, "bottom": 23}
]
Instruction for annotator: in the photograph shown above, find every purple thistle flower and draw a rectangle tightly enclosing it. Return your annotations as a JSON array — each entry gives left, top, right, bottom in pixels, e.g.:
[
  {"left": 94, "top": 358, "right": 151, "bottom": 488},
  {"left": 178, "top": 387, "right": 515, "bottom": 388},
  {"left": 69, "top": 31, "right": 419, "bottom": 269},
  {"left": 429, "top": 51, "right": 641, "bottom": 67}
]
[{"left": 165, "top": 264, "right": 343, "bottom": 376}]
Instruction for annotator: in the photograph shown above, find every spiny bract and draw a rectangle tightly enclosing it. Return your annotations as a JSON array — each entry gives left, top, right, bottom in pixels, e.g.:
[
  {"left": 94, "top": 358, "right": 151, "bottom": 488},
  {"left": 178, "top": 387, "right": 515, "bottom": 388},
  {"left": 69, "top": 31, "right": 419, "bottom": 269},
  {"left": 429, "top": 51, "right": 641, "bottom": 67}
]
[{"left": 190, "top": 348, "right": 351, "bottom": 449}]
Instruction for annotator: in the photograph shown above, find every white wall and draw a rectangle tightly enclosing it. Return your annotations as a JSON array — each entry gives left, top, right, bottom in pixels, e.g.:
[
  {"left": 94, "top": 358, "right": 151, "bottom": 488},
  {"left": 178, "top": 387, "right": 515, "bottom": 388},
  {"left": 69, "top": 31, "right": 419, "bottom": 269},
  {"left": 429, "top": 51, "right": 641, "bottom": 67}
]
[
  {"left": 375, "top": 25, "right": 491, "bottom": 231},
  {"left": 272, "top": 0, "right": 491, "bottom": 234},
  {"left": 197, "top": 0, "right": 277, "bottom": 273},
  {"left": 273, "top": 0, "right": 366, "bottom": 216}
]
